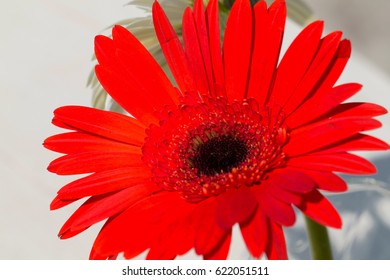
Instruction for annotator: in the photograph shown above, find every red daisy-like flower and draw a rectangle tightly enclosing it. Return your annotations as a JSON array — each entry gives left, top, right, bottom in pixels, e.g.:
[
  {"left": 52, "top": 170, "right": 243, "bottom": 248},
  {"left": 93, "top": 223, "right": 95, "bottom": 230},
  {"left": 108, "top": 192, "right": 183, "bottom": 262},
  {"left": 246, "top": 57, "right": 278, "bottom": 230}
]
[{"left": 45, "top": 0, "right": 389, "bottom": 260}]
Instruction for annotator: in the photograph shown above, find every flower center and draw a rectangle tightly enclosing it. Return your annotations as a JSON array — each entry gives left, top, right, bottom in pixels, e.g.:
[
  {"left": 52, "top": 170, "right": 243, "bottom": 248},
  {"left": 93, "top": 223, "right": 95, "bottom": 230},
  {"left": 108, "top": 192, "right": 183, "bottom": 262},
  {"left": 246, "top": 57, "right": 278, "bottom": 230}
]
[
  {"left": 191, "top": 136, "right": 248, "bottom": 176},
  {"left": 142, "top": 97, "right": 288, "bottom": 203}
]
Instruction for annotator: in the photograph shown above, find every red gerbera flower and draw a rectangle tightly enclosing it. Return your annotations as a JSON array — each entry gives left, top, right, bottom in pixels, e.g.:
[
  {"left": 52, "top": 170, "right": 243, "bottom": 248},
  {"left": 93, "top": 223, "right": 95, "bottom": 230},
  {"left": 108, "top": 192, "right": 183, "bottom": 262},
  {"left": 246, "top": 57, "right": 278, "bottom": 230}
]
[{"left": 44, "top": 0, "right": 389, "bottom": 260}]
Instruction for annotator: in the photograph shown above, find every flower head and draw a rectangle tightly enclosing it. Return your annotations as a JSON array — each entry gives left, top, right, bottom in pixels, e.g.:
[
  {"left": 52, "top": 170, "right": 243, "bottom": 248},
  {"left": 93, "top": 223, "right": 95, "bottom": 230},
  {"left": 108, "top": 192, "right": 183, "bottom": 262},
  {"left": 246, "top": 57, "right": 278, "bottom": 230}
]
[{"left": 45, "top": 0, "right": 389, "bottom": 259}]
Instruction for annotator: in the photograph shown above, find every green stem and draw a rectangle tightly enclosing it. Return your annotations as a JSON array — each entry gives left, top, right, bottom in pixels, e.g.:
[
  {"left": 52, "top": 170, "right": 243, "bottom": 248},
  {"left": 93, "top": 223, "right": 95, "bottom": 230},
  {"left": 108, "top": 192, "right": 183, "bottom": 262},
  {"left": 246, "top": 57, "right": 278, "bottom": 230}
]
[{"left": 304, "top": 216, "right": 333, "bottom": 260}]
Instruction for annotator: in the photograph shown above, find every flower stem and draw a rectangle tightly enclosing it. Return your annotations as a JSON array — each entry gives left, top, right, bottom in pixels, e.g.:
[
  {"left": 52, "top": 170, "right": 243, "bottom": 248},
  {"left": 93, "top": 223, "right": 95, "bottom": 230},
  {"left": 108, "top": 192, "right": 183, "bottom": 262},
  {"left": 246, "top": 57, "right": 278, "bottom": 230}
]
[{"left": 304, "top": 216, "right": 333, "bottom": 260}]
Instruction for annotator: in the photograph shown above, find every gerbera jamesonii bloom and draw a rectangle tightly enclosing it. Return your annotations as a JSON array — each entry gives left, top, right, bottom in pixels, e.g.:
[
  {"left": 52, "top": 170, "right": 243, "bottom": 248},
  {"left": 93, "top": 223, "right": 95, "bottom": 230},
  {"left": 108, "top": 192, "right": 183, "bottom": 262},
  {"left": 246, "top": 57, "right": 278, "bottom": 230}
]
[{"left": 45, "top": 0, "right": 389, "bottom": 259}]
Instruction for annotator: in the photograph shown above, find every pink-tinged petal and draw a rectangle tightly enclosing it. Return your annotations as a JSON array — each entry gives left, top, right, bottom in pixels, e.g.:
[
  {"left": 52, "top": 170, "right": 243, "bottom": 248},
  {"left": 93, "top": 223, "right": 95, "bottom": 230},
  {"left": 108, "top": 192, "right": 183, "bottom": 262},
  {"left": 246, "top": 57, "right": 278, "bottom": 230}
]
[
  {"left": 223, "top": 0, "right": 253, "bottom": 101},
  {"left": 321, "top": 134, "right": 390, "bottom": 154},
  {"left": 247, "top": 0, "right": 286, "bottom": 106},
  {"left": 285, "top": 117, "right": 382, "bottom": 156},
  {"left": 240, "top": 208, "right": 268, "bottom": 258},
  {"left": 43, "top": 132, "right": 137, "bottom": 154},
  {"left": 256, "top": 189, "right": 296, "bottom": 226},
  {"left": 206, "top": 0, "right": 225, "bottom": 95},
  {"left": 296, "top": 169, "right": 347, "bottom": 192},
  {"left": 194, "top": 197, "right": 227, "bottom": 255},
  {"left": 56, "top": 167, "right": 151, "bottom": 200},
  {"left": 152, "top": 1, "right": 195, "bottom": 94},
  {"left": 265, "top": 220, "right": 287, "bottom": 260},
  {"left": 270, "top": 21, "right": 324, "bottom": 105},
  {"left": 58, "top": 184, "right": 160, "bottom": 239},
  {"left": 216, "top": 188, "right": 258, "bottom": 229},
  {"left": 298, "top": 190, "right": 342, "bottom": 228},
  {"left": 203, "top": 230, "right": 232, "bottom": 260},
  {"left": 182, "top": 8, "right": 210, "bottom": 95},
  {"left": 288, "top": 152, "right": 377, "bottom": 174},
  {"left": 47, "top": 151, "right": 143, "bottom": 175},
  {"left": 287, "top": 40, "right": 352, "bottom": 127},
  {"left": 282, "top": 31, "right": 342, "bottom": 115},
  {"left": 52, "top": 106, "right": 146, "bottom": 145}
]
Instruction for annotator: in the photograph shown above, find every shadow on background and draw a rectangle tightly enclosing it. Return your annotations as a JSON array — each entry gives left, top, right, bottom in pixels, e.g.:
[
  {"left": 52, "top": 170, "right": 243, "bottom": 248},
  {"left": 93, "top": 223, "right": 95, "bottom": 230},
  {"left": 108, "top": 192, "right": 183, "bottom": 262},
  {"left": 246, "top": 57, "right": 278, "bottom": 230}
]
[{"left": 285, "top": 155, "right": 390, "bottom": 259}]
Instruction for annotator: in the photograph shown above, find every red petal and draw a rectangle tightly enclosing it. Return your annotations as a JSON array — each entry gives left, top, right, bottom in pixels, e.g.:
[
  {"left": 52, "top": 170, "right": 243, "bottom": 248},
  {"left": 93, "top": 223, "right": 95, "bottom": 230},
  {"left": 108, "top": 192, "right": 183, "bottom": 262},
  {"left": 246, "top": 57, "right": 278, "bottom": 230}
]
[
  {"left": 216, "top": 188, "right": 258, "bottom": 229},
  {"left": 194, "top": 197, "right": 227, "bottom": 255},
  {"left": 89, "top": 247, "right": 117, "bottom": 260},
  {"left": 265, "top": 220, "right": 287, "bottom": 260},
  {"left": 288, "top": 152, "right": 377, "bottom": 174},
  {"left": 285, "top": 117, "right": 382, "bottom": 156},
  {"left": 56, "top": 167, "right": 151, "bottom": 200},
  {"left": 267, "top": 185, "right": 302, "bottom": 205},
  {"left": 95, "top": 65, "right": 160, "bottom": 125},
  {"left": 182, "top": 7, "right": 210, "bottom": 95},
  {"left": 50, "top": 196, "right": 78, "bottom": 210},
  {"left": 255, "top": 189, "right": 296, "bottom": 226},
  {"left": 95, "top": 26, "right": 179, "bottom": 121},
  {"left": 287, "top": 40, "right": 352, "bottom": 127},
  {"left": 58, "top": 184, "right": 160, "bottom": 239},
  {"left": 240, "top": 208, "right": 268, "bottom": 258},
  {"left": 288, "top": 83, "right": 361, "bottom": 129},
  {"left": 247, "top": 0, "right": 286, "bottom": 106},
  {"left": 193, "top": 0, "right": 214, "bottom": 92},
  {"left": 147, "top": 216, "right": 195, "bottom": 259},
  {"left": 223, "top": 0, "right": 253, "bottom": 101},
  {"left": 92, "top": 192, "right": 174, "bottom": 259},
  {"left": 203, "top": 230, "right": 232, "bottom": 260},
  {"left": 146, "top": 198, "right": 196, "bottom": 260},
  {"left": 282, "top": 31, "right": 342, "bottom": 115},
  {"left": 321, "top": 134, "right": 390, "bottom": 154},
  {"left": 325, "top": 102, "right": 388, "bottom": 119},
  {"left": 271, "top": 21, "right": 324, "bottom": 105},
  {"left": 94, "top": 28, "right": 179, "bottom": 125},
  {"left": 266, "top": 169, "right": 316, "bottom": 193},
  {"left": 47, "top": 151, "right": 143, "bottom": 175},
  {"left": 111, "top": 25, "right": 180, "bottom": 105},
  {"left": 44, "top": 132, "right": 138, "bottom": 154},
  {"left": 52, "top": 106, "right": 146, "bottom": 145},
  {"left": 297, "top": 189, "right": 342, "bottom": 228},
  {"left": 152, "top": 1, "right": 195, "bottom": 94},
  {"left": 296, "top": 169, "right": 347, "bottom": 192},
  {"left": 206, "top": 0, "right": 225, "bottom": 95}
]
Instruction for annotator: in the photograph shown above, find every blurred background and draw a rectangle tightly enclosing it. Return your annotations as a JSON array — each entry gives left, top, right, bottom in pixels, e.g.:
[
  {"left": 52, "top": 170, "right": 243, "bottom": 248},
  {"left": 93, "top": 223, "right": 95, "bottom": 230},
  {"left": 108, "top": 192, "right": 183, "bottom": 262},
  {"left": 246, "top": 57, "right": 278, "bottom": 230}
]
[{"left": 0, "top": 0, "right": 389, "bottom": 259}]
